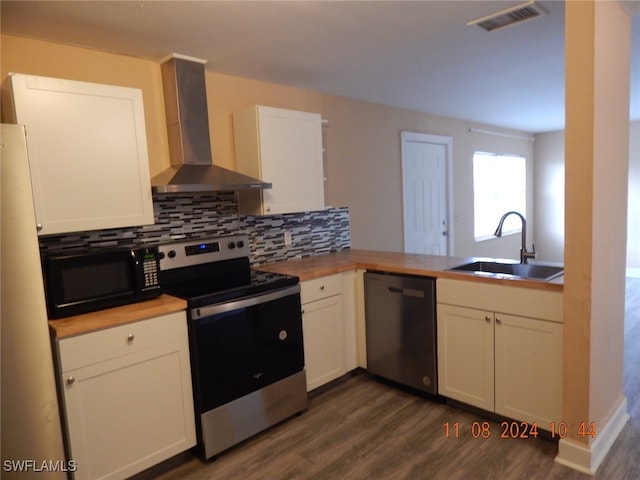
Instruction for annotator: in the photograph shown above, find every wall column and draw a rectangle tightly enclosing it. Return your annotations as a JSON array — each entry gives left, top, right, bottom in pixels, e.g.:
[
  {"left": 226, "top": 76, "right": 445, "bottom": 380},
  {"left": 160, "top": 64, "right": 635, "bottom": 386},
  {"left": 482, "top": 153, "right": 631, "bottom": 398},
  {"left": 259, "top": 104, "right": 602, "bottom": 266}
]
[{"left": 557, "top": 0, "right": 631, "bottom": 473}]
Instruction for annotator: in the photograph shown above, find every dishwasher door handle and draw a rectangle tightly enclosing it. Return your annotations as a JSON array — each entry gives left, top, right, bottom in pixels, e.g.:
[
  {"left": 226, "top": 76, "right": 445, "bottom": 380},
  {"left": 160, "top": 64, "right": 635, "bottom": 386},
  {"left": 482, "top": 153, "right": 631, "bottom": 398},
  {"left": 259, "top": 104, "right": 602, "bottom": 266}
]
[{"left": 387, "top": 286, "right": 424, "bottom": 298}]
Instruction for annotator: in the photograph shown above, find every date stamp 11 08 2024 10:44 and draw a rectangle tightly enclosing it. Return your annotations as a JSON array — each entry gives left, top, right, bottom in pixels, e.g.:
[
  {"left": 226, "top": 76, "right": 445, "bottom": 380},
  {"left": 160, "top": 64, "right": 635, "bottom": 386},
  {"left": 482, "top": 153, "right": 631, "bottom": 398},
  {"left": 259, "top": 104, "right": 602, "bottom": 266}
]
[{"left": 443, "top": 421, "right": 597, "bottom": 440}]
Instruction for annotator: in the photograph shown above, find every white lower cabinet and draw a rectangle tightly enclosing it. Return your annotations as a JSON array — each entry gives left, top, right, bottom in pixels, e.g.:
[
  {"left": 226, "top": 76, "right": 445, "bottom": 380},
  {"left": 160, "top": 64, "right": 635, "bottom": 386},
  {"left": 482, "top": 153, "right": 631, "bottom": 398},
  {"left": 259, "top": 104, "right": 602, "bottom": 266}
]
[
  {"left": 341, "top": 269, "right": 361, "bottom": 372},
  {"left": 494, "top": 311, "right": 562, "bottom": 425},
  {"left": 300, "top": 274, "right": 346, "bottom": 391},
  {"left": 55, "top": 312, "right": 196, "bottom": 480},
  {"left": 437, "top": 304, "right": 495, "bottom": 411},
  {"left": 437, "top": 279, "right": 563, "bottom": 428}
]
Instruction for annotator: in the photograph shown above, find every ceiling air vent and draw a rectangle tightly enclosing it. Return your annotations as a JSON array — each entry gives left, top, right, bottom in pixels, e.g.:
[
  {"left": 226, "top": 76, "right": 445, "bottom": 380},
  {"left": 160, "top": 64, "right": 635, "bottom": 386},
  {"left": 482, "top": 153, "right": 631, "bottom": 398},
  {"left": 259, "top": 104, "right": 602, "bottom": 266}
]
[{"left": 467, "top": 1, "right": 548, "bottom": 32}]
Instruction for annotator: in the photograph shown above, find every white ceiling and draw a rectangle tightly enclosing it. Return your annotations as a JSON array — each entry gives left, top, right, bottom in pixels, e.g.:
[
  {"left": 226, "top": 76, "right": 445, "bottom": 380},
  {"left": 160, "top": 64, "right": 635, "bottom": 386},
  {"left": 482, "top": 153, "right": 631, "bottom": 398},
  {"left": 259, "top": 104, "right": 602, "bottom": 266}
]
[{"left": 1, "top": 1, "right": 639, "bottom": 133}]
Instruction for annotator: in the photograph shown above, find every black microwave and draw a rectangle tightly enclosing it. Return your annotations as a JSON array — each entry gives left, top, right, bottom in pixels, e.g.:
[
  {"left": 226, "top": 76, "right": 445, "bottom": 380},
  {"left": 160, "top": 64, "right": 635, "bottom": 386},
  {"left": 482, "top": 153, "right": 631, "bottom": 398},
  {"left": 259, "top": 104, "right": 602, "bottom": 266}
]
[{"left": 42, "top": 246, "right": 162, "bottom": 319}]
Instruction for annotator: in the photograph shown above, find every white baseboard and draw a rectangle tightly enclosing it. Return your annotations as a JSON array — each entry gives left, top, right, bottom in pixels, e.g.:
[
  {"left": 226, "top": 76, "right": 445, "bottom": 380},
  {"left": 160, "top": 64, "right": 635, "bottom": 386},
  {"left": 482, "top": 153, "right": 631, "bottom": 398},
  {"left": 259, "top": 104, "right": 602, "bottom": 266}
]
[
  {"left": 627, "top": 267, "right": 640, "bottom": 278},
  {"left": 555, "top": 397, "right": 629, "bottom": 474}
]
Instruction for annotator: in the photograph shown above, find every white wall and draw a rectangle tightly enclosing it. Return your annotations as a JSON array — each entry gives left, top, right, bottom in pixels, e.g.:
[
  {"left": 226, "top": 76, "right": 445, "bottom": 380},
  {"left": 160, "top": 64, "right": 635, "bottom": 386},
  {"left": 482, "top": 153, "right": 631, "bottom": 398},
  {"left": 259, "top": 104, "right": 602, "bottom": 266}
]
[
  {"left": 534, "top": 120, "right": 640, "bottom": 268},
  {"left": 533, "top": 130, "right": 565, "bottom": 263},
  {"left": 1, "top": 125, "right": 66, "bottom": 478},
  {"left": 628, "top": 120, "right": 640, "bottom": 269},
  {"left": 322, "top": 93, "right": 535, "bottom": 260},
  {"left": 458, "top": 130, "right": 535, "bottom": 260},
  {"left": 324, "top": 94, "right": 637, "bottom": 268}
]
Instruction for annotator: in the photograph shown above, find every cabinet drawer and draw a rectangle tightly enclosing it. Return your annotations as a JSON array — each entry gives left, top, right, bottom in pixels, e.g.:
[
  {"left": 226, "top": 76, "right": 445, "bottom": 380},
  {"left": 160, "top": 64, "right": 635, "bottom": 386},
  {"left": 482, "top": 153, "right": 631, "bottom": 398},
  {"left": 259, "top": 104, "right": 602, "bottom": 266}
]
[
  {"left": 301, "top": 274, "right": 343, "bottom": 304},
  {"left": 58, "top": 311, "right": 186, "bottom": 371},
  {"left": 437, "top": 278, "right": 563, "bottom": 322}
]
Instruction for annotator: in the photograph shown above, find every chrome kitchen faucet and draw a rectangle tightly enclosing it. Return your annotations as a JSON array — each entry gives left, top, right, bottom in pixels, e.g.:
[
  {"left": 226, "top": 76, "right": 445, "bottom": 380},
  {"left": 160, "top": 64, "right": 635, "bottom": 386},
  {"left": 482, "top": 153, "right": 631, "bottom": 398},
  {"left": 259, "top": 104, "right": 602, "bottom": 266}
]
[{"left": 494, "top": 211, "right": 536, "bottom": 264}]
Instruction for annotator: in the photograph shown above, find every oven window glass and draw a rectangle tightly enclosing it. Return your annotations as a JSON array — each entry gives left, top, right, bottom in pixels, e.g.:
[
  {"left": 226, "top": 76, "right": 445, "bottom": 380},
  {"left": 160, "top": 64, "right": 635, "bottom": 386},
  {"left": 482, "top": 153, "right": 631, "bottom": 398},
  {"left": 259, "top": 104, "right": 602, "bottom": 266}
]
[
  {"left": 192, "top": 292, "right": 304, "bottom": 411},
  {"left": 62, "top": 261, "right": 133, "bottom": 302}
]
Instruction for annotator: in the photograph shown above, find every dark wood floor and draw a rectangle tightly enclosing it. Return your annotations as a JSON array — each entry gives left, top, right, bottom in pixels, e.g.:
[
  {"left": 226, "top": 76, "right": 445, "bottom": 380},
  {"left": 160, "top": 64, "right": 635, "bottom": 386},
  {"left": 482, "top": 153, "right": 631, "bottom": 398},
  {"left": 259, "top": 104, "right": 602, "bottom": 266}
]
[{"left": 154, "top": 278, "right": 640, "bottom": 480}]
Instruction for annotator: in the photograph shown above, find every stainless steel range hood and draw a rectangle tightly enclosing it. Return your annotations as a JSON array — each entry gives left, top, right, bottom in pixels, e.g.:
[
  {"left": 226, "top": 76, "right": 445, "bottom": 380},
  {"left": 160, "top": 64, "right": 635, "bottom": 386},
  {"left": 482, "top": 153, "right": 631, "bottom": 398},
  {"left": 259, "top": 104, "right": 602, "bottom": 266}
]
[{"left": 151, "top": 54, "right": 271, "bottom": 193}]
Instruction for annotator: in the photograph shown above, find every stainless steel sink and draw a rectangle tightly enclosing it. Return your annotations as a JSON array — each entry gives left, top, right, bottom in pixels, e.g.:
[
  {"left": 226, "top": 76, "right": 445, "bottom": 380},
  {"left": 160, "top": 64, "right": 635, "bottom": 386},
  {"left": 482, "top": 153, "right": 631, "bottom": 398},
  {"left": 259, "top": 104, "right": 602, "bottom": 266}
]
[{"left": 448, "top": 261, "right": 564, "bottom": 281}]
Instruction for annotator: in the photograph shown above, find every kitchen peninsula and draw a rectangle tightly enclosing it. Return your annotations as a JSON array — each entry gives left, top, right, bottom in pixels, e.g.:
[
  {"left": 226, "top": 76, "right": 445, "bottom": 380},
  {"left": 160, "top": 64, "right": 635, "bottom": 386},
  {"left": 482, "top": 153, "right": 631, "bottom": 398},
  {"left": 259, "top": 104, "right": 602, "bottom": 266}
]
[{"left": 259, "top": 249, "right": 564, "bottom": 434}]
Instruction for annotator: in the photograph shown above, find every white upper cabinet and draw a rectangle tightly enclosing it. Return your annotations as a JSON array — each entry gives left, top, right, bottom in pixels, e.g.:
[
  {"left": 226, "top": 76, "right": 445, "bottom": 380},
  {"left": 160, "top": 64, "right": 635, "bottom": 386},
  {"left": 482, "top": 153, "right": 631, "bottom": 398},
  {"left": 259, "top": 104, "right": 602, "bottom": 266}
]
[
  {"left": 233, "top": 105, "right": 325, "bottom": 215},
  {"left": 8, "top": 73, "right": 154, "bottom": 235}
]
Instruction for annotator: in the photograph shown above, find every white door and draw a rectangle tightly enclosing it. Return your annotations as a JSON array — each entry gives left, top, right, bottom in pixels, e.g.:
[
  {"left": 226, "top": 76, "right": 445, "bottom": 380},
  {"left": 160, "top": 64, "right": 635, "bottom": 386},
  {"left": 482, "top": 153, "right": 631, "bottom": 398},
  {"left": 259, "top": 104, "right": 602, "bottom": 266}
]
[{"left": 402, "top": 132, "right": 451, "bottom": 254}]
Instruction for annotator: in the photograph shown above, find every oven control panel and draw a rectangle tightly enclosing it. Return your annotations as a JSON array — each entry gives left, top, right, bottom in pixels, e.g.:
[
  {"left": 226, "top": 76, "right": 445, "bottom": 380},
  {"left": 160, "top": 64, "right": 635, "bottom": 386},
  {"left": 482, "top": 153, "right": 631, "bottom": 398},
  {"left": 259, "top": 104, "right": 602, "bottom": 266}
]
[
  {"left": 158, "top": 235, "right": 250, "bottom": 270},
  {"left": 185, "top": 242, "right": 220, "bottom": 256}
]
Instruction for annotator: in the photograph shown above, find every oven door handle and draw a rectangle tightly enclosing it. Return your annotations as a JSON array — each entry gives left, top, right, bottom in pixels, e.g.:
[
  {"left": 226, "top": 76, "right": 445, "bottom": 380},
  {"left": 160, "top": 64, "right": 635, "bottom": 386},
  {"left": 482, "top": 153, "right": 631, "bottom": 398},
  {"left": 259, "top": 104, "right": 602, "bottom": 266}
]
[{"left": 191, "top": 284, "right": 300, "bottom": 320}]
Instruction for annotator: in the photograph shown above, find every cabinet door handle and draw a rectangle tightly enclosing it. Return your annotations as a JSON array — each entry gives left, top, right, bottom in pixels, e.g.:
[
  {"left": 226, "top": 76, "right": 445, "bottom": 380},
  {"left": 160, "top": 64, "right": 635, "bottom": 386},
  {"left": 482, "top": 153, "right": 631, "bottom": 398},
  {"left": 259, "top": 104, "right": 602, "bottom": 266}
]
[
  {"left": 484, "top": 316, "right": 491, "bottom": 323},
  {"left": 495, "top": 317, "right": 502, "bottom": 325},
  {"left": 127, "top": 333, "right": 135, "bottom": 343},
  {"left": 66, "top": 376, "right": 75, "bottom": 385}
]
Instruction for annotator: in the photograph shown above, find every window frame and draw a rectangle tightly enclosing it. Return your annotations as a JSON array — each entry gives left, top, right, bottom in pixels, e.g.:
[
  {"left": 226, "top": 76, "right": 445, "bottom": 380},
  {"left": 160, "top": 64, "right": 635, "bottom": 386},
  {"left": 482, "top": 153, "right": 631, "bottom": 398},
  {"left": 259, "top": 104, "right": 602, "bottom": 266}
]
[{"left": 473, "top": 151, "right": 527, "bottom": 242}]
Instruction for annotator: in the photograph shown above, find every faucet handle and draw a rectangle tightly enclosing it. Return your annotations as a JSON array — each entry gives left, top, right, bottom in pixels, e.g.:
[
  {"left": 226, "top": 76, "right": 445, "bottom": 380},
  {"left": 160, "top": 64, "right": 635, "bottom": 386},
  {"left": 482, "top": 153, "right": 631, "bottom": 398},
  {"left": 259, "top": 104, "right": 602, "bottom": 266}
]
[{"left": 523, "top": 244, "right": 537, "bottom": 263}]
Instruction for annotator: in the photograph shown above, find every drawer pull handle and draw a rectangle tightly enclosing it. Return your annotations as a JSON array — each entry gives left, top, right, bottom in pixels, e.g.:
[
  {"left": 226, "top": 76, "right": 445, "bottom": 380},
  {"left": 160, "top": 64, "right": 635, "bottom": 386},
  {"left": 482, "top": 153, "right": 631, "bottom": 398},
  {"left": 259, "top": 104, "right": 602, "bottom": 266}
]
[
  {"left": 320, "top": 285, "right": 325, "bottom": 291},
  {"left": 66, "top": 376, "right": 75, "bottom": 385},
  {"left": 127, "top": 334, "right": 135, "bottom": 343}
]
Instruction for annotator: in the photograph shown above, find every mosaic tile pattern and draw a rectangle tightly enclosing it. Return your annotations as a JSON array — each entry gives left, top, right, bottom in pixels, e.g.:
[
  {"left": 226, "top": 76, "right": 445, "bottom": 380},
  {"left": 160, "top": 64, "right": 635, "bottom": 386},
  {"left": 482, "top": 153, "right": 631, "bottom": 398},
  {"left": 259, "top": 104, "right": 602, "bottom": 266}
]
[
  {"left": 38, "top": 192, "right": 350, "bottom": 266},
  {"left": 244, "top": 209, "right": 351, "bottom": 265}
]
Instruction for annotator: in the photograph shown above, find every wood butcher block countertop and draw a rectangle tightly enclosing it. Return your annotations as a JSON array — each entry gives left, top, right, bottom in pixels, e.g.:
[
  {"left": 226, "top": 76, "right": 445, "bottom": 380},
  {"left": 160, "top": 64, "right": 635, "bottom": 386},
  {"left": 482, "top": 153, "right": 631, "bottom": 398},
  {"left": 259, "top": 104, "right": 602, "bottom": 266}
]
[
  {"left": 49, "top": 294, "right": 188, "bottom": 339},
  {"left": 256, "top": 249, "right": 564, "bottom": 292},
  {"left": 49, "top": 250, "right": 562, "bottom": 339}
]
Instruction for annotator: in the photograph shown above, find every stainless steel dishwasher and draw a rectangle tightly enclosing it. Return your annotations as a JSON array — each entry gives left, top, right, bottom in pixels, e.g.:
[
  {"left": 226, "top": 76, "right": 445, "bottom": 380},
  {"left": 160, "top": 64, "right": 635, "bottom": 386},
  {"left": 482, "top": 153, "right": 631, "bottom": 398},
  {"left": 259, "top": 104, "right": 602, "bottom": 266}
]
[{"left": 364, "top": 271, "right": 437, "bottom": 395}]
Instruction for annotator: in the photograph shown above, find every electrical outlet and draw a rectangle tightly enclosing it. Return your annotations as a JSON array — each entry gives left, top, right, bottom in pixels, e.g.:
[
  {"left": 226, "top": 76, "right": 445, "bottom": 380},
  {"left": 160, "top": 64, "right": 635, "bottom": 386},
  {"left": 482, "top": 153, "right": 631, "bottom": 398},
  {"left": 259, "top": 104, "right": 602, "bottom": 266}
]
[{"left": 284, "top": 230, "right": 292, "bottom": 246}]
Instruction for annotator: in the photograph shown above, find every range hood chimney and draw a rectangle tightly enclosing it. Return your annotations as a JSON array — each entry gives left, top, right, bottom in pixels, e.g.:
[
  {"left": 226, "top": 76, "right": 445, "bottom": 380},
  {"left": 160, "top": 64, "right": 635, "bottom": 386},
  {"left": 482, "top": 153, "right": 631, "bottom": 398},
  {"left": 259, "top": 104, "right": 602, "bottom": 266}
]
[{"left": 151, "top": 54, "right": 271, "bottom": 193}]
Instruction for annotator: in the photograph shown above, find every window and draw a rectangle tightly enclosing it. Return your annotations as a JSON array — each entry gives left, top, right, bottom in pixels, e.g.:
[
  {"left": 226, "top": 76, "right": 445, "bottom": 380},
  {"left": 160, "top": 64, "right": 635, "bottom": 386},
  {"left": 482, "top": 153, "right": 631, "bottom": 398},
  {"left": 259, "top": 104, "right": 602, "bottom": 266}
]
[{"left": 473, "top": 152, "right": 526, "bottom": 241}]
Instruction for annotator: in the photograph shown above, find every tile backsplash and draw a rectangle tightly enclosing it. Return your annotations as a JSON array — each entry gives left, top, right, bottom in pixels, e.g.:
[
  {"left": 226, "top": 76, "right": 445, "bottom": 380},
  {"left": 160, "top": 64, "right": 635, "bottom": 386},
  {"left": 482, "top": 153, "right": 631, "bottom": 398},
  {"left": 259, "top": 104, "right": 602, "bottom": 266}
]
[{"left": 38, "top": 192, "right": 350, "bottom": 265}]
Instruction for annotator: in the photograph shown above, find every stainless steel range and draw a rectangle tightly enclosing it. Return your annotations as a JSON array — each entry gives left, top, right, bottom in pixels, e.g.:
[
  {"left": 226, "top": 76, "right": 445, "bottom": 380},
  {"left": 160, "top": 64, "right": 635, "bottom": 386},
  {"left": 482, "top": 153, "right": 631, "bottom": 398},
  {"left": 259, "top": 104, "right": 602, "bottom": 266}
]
[{"left": 158, "top": 235, "right": 307, "bottom": 459}]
